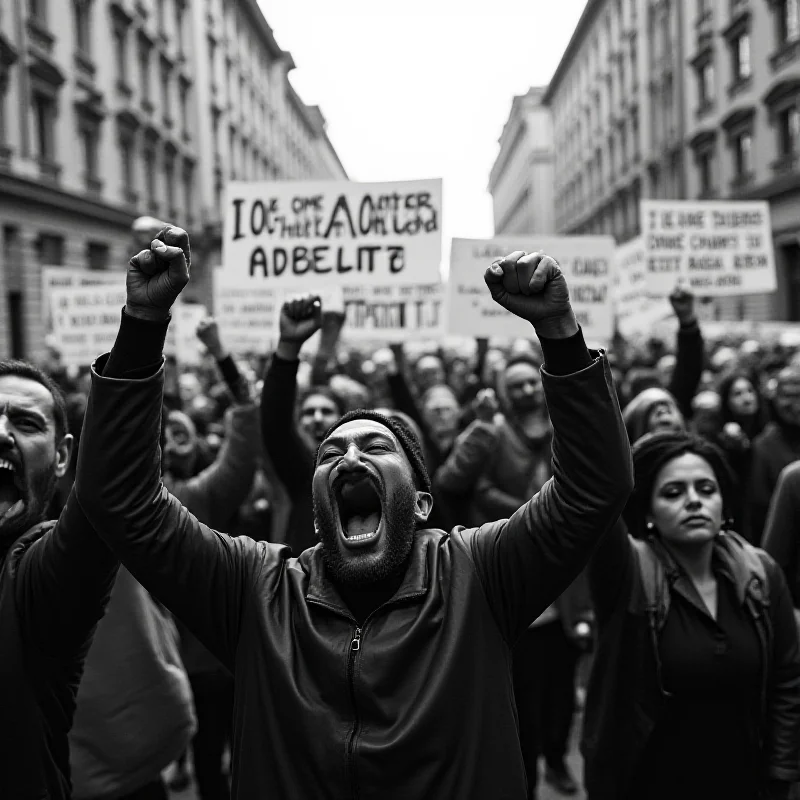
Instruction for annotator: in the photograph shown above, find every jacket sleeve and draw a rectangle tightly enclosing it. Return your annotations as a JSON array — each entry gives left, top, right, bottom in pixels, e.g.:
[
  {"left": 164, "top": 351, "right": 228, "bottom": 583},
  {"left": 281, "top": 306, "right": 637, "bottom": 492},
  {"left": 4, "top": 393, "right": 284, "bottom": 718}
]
[
  {"left": 174, "top": 404, "right": 261, "bottom": 530},
  {"left": 434, "top": 420, "right": 498, "bottom": 494},
  {"left": 587, "top": 518, "right": 637, "bottom": 626},
  {"left": 762, "top": 464, "right": 800, "bottom": 607},
  {"left": 472, "top": 475, "right": 525, "bottom": 520},
  {"left": 15, "top": 489, "right": 118, "bottom": 661},
  {"left": 75, "top": 354, "right": 276, "bottom": 671},
  {"left": 763, "top": 557, "right": 800, "bottom": 783},
  {"left": 260, "top": 355, "right": 314, "bottom": 501},
  {"left": 668, "top": 320, "right": 704, "bottom": 420},
  {"left": 456, "top": 354, "right": 634, "bottom": 645}
]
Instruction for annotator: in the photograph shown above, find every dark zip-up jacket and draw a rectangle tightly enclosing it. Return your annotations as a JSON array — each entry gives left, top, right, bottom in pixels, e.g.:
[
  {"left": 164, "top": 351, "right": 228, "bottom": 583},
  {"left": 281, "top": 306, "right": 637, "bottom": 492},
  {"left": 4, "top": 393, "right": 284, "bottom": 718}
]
[
  {"left": 0, "top": 495, "right": 117, "bottom": 799},
  {"left": 76, "top": 313, "right": 632, "bottom": 800},
  {"left": 583, "top": 520, "right": 800, "bottom": 799}
]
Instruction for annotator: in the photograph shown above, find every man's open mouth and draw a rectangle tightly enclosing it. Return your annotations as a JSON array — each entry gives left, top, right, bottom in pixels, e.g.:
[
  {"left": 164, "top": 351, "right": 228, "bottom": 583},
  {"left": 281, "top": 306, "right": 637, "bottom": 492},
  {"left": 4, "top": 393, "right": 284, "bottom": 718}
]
[
  {"left": 0, "top": 458, "right": 24, "bottom": 521},
  {"left": 333, "top": 475, "right": 384, "bottom": 548}
]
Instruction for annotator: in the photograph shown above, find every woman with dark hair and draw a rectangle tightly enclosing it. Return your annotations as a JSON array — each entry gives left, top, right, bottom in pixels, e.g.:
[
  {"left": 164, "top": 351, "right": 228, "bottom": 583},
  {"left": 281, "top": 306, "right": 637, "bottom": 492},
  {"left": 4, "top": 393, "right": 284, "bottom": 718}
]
[{"left": 581, "top": 430, "right": 800, "bottom": 800}]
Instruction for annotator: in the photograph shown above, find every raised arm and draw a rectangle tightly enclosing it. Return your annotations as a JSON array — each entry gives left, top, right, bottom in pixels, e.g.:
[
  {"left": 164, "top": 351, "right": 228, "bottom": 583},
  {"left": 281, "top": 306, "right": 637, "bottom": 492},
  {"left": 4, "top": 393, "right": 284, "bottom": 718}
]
[
  {"left": 260, "top": 296, "right": 322, "bottom": 500},
  {"left": 74, "top": 227, "right": 272, "bottom": 670},
  {"left": 667, "top": 287, "right": 704, "bottom": 420},
  {"left": 458, "top": 250, "right": 634, "bottom": 644}
]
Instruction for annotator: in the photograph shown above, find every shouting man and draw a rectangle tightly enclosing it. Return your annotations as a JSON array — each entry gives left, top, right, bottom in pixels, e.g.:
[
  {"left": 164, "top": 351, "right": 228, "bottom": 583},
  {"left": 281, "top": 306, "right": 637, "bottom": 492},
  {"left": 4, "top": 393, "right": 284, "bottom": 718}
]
[
  {"left": 0, "top": 360, "right": 118, "bottom": 798},
  {"left": 75, "top": 227, "right": 633, "bottom": 799}
]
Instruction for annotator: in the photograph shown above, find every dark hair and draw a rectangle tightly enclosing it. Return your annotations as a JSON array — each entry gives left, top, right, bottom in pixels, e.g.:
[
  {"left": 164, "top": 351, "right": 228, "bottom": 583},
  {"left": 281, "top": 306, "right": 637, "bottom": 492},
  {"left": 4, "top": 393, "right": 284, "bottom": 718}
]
[
  {"left": 717, "top": 369, "right": 767, "bottom": 431},
  {"left": 622, "top": 430, "right": 736, "bottom": 538},
  {"left": 0, "top": 360, "right": 69, "bottom": 441},
  {"left": 504, "top": 353, "right": 542, "bottom": 373},
  {"left": 299, "top": 385, "right": 344, "bottom": 417},
  {"left": 320, "top": 409, "right": 431, "bottom": 493}
]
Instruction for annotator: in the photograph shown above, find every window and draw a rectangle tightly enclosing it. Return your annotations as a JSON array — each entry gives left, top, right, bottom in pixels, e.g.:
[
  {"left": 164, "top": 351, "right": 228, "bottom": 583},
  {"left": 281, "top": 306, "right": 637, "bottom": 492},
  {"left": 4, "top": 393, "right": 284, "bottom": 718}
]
[
  {"left": 779, "top": 105, "right": 800, "bottom": 156},
  {"left": 81, "top": 127, "right": 99, "bottom": 185},
  {"left": 120, "top": 138, "right": 135, "bottom": 191},
  {"left": 733, "top": 33, "right": 751, "bottom": 81},
  {"left": 697, "top": 148, "right": 715, "bottom": 196},
  {"left": 32, "top": 92, "right": 55, "bottom": 161},
  {"left": 87, "top": 242, "right": 109, "bottom": 271},
  {"left": 28, "top": 0, "right": 46, "bottom": 23},
  {"left": 113, "top": 28, "right": 128, "bottom": 85},
  {"left": 138, "top": 36, "right": 151, "bottom": 103},
  {"left": 144, "top": 148, "right": 157, "bottom": 211},
  {"left": 160, "top": 61, "right": 171, "bottom": 120},
  {"left": 73, "top": 0, "right": 91, "bottom": 55},
  {"left": 37, "top": 234, "right": 64, "bottom": 265},
  {"left": 178, "top": 81, "right": 188, "bottom": 137},
  {"left": 175, "top": 3, "right": 185, "bottom": 58},
  {"left": 698, "top": 61, "right": 714, "bottom": 106},
  {"left": 733, "top": 131, "right": 752, "bottom": 178},
  {"left": 164, "top": 155, "right": 175, "bottom": 215},
  {"left": 182, "top": 162, "right": 194, "bottom": 222},
  {"left": 778, "top": 0, "right": 800, "bottom": 45},
  {"left": 156, "top": 0, "right": 165, "bottom": 28}
]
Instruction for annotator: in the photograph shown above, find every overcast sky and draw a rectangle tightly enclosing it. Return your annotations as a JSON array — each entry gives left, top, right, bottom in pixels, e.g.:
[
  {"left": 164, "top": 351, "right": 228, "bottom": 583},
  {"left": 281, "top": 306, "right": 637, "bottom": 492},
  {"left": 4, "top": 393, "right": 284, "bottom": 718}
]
[{"left": 257, "top": 0, "right": 587, "bottom": 266}]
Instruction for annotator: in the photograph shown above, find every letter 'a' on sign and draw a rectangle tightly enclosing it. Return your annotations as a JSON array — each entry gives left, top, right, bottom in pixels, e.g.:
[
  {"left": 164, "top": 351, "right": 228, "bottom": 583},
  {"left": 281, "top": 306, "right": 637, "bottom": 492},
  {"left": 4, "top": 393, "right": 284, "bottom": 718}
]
[
  {"left": 221, "top": 179, "right": 443, "bottom": 290},
  {"left": 640, "top": 200, "right": 777, "bottom": 298}
]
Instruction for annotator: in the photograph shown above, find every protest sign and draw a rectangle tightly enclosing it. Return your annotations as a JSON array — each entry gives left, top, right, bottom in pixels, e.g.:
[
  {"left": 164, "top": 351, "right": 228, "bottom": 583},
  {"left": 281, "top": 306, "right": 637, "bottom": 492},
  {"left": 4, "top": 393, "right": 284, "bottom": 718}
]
[
  {"left": 167, "top": 303, "right": 207, "bottom": 366},
  {"left": 447, "top": 237, "right": 616, "bottom": 343},
  {"left": 213, "top": 273, "right": 278, "bottom": 354},
  {"left": 340, "top": 283, "right": 445, "bottom": 341},
  {"left": 641, "top": 200, "right": 777, "bottom": 297},
  {"left": 222, "top": 179, "right": 443, "bottom": 288},
  {"left": 613, "top": 238, "right": 671, "bottom": 337},
  {"left": 49, "top": 284, "right": 128, "bottom": 367}
]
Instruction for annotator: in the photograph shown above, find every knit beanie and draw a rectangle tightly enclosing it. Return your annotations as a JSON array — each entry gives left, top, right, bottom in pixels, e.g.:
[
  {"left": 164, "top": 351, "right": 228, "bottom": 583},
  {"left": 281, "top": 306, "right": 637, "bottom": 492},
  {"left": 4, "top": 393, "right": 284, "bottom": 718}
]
[{"left": 321, "top": 409, "right": 431, "bottom": 493}]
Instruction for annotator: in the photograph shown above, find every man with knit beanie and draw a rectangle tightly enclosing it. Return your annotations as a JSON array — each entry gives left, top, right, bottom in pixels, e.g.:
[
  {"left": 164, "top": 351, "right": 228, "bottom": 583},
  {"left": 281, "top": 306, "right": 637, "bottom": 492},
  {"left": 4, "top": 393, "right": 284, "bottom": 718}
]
[{"left": 75, "top": 229, "right": 633, "bottom": 800}]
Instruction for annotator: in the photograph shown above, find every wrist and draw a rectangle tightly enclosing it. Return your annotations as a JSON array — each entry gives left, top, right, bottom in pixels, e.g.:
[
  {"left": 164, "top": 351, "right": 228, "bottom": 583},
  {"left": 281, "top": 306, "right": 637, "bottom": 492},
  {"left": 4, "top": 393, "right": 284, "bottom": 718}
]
[
  {"left": 276, "top": 339, "right": 303, "bottom": 361},
  {"left": 533, "top": 309, "right": 579, "bottom": 340},
  {"left": 678, "top": 315, "right": 698, "bottom": 328},
  {"left": 124, "top": 303, "right": 171, "bottom": 323},
  {"left": 211, "top": 348, "right": 228, "bottom": 361}
]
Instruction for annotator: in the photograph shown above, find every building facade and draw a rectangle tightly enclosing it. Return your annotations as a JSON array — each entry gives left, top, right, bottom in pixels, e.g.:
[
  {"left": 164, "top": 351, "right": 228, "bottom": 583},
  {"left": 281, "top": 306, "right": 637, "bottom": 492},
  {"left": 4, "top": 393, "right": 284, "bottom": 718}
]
[
  {"left": 543, "top": 0, "right": 800, "bottom": 322},
  {"left": 0, "top": 0, "right": 346, "bottom": 361},
  {"left": 488, "top": 86, "right": 556, "bottom": 236}
]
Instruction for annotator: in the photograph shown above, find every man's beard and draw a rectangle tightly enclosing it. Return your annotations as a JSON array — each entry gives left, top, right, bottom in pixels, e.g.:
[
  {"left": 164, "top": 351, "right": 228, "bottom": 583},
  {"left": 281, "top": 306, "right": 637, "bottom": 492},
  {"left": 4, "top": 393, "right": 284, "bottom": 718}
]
[
  {"left": 313, "top": 482, "right": 418, "bottom": 589},
  {"left": 0, "top": 468, "right": 58, "bottom": 543}
]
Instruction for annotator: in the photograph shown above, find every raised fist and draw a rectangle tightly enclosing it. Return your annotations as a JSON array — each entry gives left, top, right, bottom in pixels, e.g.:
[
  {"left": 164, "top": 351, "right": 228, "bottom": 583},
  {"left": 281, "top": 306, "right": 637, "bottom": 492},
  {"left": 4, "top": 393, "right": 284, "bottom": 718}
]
[
  {"left": 126, "top": 225, "right": 190, "bottom": 322},
  {"left": 669, "top": 284, "right": 696, "bottom": 326},
  {"left": 473, "top": 388, "right": 500, "bottom": 423},
  {"left": 484, "top": 251, "right": 577, "bottom": 339},
  {"left": 196, "top": 317, "right": 223, "bottom": 358},
  {"left": 279, "top": 294, "right": 323, "bottom": 345}
]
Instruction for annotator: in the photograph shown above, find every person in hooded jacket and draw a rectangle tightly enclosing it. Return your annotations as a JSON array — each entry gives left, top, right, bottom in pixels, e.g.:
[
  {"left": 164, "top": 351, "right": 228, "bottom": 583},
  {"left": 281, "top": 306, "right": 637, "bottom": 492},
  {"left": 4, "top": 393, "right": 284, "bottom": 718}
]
[
  {"left": 74, "top": 233, "right": 632, "bottom": 800},
  {"left": 582, "top": 430, "right": 800, "bottom": 800}
]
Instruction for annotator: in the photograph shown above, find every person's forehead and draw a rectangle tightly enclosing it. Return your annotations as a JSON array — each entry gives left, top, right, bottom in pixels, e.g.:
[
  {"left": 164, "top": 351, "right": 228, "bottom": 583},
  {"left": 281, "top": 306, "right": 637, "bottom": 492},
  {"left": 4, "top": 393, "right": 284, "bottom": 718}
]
[
  {"left": 303, "top": 393, "right": 338, "bottom": 411},
  {"left": 324, "top": 419, "right": 397, "bottom": 444},
  {"left": 0, "top": 375, "right": 55, "bottom": 421},
  {"left": 656, "top": 452, "right": 715, "bottom": 482},
  {"left": 418, "top": 356, "right": 443, "bottom": 370},
  {"left": 731, "top": 377, "right": 753, "bottom": 391},
  {"left": 505, "top": 362, "right": 539, "bottom": 382}
]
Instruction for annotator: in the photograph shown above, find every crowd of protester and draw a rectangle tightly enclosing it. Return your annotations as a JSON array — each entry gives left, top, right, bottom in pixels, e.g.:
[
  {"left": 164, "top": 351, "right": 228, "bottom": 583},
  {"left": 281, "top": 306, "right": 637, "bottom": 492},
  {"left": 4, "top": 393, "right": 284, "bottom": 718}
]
[{"left": 4, "top": 226, "right": 800, "bottom": 800}]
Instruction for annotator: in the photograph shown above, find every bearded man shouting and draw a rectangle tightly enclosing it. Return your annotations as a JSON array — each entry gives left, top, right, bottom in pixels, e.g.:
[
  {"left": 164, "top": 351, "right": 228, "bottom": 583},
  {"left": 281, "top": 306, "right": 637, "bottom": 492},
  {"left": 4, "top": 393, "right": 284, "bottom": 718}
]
[{"left": 75, "top": 226, "right": 633, "bottom": 799}]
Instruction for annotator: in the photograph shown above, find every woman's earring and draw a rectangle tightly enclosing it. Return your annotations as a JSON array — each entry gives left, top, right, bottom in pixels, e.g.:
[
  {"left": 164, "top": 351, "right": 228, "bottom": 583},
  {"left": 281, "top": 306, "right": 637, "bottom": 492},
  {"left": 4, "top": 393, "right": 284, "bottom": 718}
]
[
  {"left": 646, "top": 521, "right": 655, "bottom": 532},
  {"left": 721, "top": 518, "right": 734, "bottom": 532}
]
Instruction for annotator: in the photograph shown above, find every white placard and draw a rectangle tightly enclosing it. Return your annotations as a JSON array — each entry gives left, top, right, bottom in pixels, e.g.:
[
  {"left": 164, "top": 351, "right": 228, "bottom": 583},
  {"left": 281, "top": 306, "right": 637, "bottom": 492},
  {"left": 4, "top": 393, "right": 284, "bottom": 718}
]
[
  {"left": 641, "top": 200, "right": 777, "bottom": 297},
  {"left": 222, "top": 179, "right": 443, "bottom": 288},
  {"left": 340, "top": 283, "right": 445, "bottom": 341},
  {"left": 613, "top": 238, "right": 671, "bottom": 337},
  {"left": 213, "top": 276, "right": 278, "bottom": 355},
  {"left": 168, "top": 303, "right": 207, "bottom": 366},
  {"left": 447, "top": 237, "right": 616, "bottom": 342},
  {"left": 49, "top": 285, "right": 128, "bottom": 367}
]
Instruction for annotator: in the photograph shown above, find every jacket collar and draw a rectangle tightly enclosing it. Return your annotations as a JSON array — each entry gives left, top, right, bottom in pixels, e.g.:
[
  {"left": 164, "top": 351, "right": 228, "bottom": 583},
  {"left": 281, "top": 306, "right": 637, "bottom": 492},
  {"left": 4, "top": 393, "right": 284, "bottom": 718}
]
[{"left": 304, "top": 530, "right": 432, "bottom": 617}]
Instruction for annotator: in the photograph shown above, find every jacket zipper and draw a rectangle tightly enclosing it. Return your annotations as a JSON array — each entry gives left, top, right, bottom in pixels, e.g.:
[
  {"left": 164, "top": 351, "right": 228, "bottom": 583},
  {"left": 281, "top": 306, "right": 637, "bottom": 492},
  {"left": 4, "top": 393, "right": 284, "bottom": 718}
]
[{"left": 346, "top": 626, "right": 362, "bottom": 799}]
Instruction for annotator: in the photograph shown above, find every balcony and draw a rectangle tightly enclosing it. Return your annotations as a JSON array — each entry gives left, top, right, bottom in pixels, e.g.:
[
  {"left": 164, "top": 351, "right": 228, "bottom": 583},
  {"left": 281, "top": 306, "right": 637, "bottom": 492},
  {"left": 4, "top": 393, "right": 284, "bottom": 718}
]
[
  {"left": 771, "top": 38, "right": 800, "bottom": 72},
  {"left": 73, "top": 51, "right": 96, "bottom": 88},
  {"left": 772, "top": 152, "right": 800, "bottom": 175},
  {"left": 26, "top": 17, "right": 54, "bottom": 57}
]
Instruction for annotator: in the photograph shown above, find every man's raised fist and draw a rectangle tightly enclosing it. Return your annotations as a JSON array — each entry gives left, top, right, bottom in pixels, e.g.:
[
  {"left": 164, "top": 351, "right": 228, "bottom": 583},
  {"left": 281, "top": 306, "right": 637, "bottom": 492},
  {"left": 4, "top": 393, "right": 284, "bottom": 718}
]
[
  {"left": 279, "top": 294, "right": 323, "bottom": 345},
  {"left": 126, "top": 225, "right": 190, "bottom": 322},
  {"left": 483, "top": 250, "right": 577, "bottom": 339}
]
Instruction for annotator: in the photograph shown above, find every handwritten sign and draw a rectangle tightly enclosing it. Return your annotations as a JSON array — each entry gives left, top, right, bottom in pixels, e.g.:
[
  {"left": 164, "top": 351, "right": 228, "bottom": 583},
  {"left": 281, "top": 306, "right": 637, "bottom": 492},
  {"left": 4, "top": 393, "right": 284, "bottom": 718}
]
[
  {"left": 447, "top": 237, "right": 615, "bottom": 342},
  {"left": 213, "top": 274, "right": 278, "bottom": 355},
  {"left": 613, "top": 238, "right": 671, "bottom": 337},
  {"left": 168, "top": 303, "right": 207, "bottom": 366},
  {"left": 642, "top": 200, "right": 777, "bottom": 297},
  {"left": 48, "top": 284, "right": 128, "bottom": 367},
  {"left": 222, "top": 179, "right": 443, "bottom": 288},
  {"left": 340, "top": 283, "right": 445, "bottom": 341}
]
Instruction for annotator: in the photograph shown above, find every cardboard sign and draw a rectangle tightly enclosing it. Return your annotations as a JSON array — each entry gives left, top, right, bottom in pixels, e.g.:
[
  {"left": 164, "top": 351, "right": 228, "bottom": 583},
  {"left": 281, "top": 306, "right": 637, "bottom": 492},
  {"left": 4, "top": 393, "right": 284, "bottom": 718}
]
[
  {"left": 613, "top": 238, "right": 671, "bottom": 337},
  {"left": 213, "top": 276, "right": 278, "bottom": 355},
  {"left": 167, "top": 303, "right": 207, "bottom": 366},
  {"left": 222, "top": 179, "right": 443, "bottom": 288},
  {"left": 447, "top": 237, "right": 616, "bottom": 342},
  {"left": 641, "top": 200, "right": 777, "bottom": 297}
]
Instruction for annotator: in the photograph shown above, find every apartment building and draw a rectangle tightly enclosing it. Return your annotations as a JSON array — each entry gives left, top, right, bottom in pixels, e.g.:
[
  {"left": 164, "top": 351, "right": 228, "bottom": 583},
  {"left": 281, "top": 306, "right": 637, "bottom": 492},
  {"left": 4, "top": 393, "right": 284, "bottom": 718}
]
[
  {"left": 0, "top": 0, "right": 346, "bottom": 360},
  {"left": 488, "top": 86, "right": 556, "bottom": 236}
]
